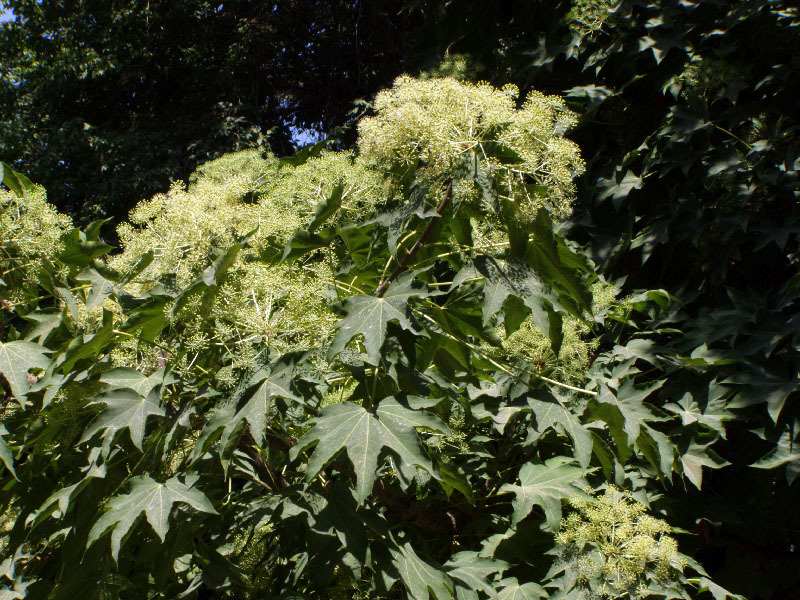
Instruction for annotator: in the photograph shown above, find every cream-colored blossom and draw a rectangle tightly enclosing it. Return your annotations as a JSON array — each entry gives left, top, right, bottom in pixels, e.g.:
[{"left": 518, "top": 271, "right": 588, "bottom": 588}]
[
  {"left": 358, "top": 76, "right": 584, "bottom": 219},
  {"left": 1, "top": 185, "right": 73, "bottom": 291},
  {"left": 111, "top": 149, "right": 385, "bottom": 372},
  {"left": 556, "top": 487, "right": 683, "bottom": 599}
]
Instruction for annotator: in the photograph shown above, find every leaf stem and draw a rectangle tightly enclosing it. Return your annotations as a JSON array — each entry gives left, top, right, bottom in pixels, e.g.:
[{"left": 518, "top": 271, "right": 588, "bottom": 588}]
[{"left": 375, "top": 180, "right": 453, "bottom": 297}]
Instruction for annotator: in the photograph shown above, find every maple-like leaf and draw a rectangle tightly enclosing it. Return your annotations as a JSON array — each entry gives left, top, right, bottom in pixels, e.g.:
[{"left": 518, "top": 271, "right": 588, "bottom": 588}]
[
  {"left": 0, "top": 341, "right": 50, "bottom": 404},
  {"left": 390, "top": 543, "right": 454, "bottom": 600},
  {"left": 87, "top": 475, "right": 217, "bottom": 560},
  {"left": 527, "top": 397, "right": 592, "bottom": 468},
  {"left": 497, "top": 579, "right": 548, "bottom": 600},
  {"left": 679, "top": 441, "right": 729, "bottom": 489},
  {"left": 290, "top": 399, "right": 441, "bottom": 503},
  {"left": 752, "top": 422, "right": 800, "bottom": 484},
  {"left": 376, "top": 397, "right": 449, "bottom": 476},
  {"left": 453, "top": 256, "right": 564, "bottom": 352},
  {"left": 100, "top": 367, "right": 175, "bottom": 398},
  {"left": 445, "top": 551, "right": 507, "bottom": 600},
  {"left": 80, "top": 388, "right": 165, "bottom": 451},
  {"left": 590, "top": 380, "right": 667, "bottom": 448},
  {"left": 291, "top": 403, "right": 384, "bottom": 502},
  {"left": 664, "top": 390, "right": 735, "bottom": 435},
  {"left": 328, "top": 273, "right": 424, "bottom": 364},
  {"left": 499, "top": 457, "right": 587, "bottom": 530},
  {"left": 221, "top": 362, "right": 302, "bottom": 448}
]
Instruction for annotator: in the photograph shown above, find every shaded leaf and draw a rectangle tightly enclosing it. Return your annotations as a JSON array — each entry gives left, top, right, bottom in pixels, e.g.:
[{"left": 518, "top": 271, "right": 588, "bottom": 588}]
[
  {"left": 445, "top": 551, "right": 507, "bottom": 600},
  {"left": 80, "top": 388, "right": 166, "bottom": 451},
  {"left": 0, "top": 424, "right": 16, "bottom": 479},
  {"left": 391, "top": 543, "right": 454, "bottom": 600},
  {"left": 0, "top": 341, "right": 50, "bottom": 403},
  {"left": 527, "top": 396, "right": 592, "bottom": 468},
  {"left": 499, "top": 457, "right": 587, "bottom": 530},
  {"left": 87, "top": 475, "right": 217, "bottom": 560},
  {"left": 328, "top": 273, "right": 424, "bottom": 364}
]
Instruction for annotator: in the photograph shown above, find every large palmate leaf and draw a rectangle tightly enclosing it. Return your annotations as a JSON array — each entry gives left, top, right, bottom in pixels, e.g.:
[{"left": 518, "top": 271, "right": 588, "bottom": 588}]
[
  {"left": 453, "top": 256, "right": 564, "bottom": 352},
  {"left": 527, "top": 397, "right": 592, "bottom": 468},
  {"left": 80, "top": 388, "right": 165, "bottom": 451},
  {"left": 589, "top": 380, "right": 667, "bottom": 448},
  {"left": 445, "top": 552, "right": 507, "bottom": 600},
  {"left": 224, "top": 364, "right": 301, "bottom": 447},
  {"left": 76, "top": 267, "right": 116, "bottom": 311},
  {"left": 328, "top": 273, "right": 425, "bottom": 364},
  {"left": 390, "top": 543, "right": 454, "bottom": 600},
  {"left": 290, "top": 400, "right": 439, "bottom": 503},
  {"left": 0, "top": 425, "right": 16, "bottom": 479},
  {"left": 87, "top": 475, "right": 217, "bottom": 560},
  {"left": 497, "top": 579, "right": 548, "bottom": 600},
  {"left": 752, "top": 422, "right": 800, "bottom": 484},
  {"left": 376, "top": 397, "right": 450, "bottom": 477},
  {"left": 100, "top": 367, "right": 174, "bottom": 398},
  {"left": 679, "top": 441, "right": 729, "bottom": 490},
  {"left": 1, "top": 161, "right": 34, "bottom": 198},
  {"left": 664, "top": 389, "right": 736, "bottom": 436},
  {"left": 0, "top": 341, "right": 50, "bottom": 403},
  {"left": 499, "top": 457, "right": 587, "bottom": 530},
  {"left": 526, "top": 209, "right": 593, "bottom": 317}
]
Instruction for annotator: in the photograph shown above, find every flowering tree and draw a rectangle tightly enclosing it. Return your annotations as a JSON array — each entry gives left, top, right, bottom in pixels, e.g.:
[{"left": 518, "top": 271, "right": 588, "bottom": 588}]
[{"left": 0, "top": 76, "right": 740, "bottom": 600}]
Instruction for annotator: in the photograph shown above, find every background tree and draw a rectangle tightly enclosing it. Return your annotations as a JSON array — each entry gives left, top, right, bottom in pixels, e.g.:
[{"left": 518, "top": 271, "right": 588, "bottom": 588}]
[
  {"left": 0, "top": 0, "right": 420, "bottom": 229},
  {"left": 402, "top": 1, "right": 800, "bottom": 597}
]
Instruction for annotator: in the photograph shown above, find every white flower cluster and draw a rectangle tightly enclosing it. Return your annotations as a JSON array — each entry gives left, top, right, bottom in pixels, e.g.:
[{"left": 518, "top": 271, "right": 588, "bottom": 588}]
[
  {"left": 358, "top": 76, "right": 584, "bottom": 219},
  {"left": 556, "top": 487, "right": 684, "bottom": 599},
  {"left": 110, "top": 149, "right": 388, "bottom": 372},
  {"left": 1, "top": 186, "right": 72, "bottom": 299}
]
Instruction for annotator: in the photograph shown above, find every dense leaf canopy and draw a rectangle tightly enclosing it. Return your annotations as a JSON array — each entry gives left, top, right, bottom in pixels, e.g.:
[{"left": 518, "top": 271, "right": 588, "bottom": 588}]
[
  {"left": 0, "top": 0, "right": 419, "bottom": 227},
  {"left": 1, "top": 1, "right": 800, "bottom": 599}
]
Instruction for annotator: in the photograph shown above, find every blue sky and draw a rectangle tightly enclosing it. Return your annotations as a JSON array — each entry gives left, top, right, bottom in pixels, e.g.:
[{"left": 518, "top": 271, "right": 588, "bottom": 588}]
[{"left": 0, "top": 7, "right": 14, "bottom": 23}]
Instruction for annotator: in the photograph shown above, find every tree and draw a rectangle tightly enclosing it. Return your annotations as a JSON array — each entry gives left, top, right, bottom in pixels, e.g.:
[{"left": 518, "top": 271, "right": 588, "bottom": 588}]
[
  {"left": 1, "top": 73, "right": 740, "bottom": 599},
  {"left": 404, "top": 1, "right": 800, "bottom": 597},
  {"left": 0, "top": 0, "right": 420, "bottom": 229},
  {"left": 2, "top": 0, "right": 799, "bottom": 598}
]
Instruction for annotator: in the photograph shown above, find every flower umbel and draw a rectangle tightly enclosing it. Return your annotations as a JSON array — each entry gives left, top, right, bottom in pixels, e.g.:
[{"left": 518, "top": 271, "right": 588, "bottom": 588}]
[{"left": 554, "top": 487, "right": 684, "bottom": 599}]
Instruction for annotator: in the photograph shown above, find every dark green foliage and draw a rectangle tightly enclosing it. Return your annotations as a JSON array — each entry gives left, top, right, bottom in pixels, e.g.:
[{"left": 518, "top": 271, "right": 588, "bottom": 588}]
[
  {"left": 405, "top": 0, "right": 800, "bottom": 597},
  {"left": 0, "top": 139, "right": 723, "bottom": 599},
  {"left": 1, "top": 0, "right": 799, "bottom": 598},
  {"left": 0, "top": 0, "right": 419, "bottom": 227}
]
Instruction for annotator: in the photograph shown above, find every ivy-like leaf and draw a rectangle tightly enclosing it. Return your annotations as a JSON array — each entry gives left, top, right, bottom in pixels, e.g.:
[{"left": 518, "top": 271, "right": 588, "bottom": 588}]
[
  {"left": 80, "top": 388, "right": 166, "bottom": 451},
  {"left": 0, "top": 341, "right": 50, "bottom": 403},
  {"left": 499, "top": 457, "right": 587, "bottom": 530},
  {"left": 87, "top": 475, "right": 217, "bottom": 560}
]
